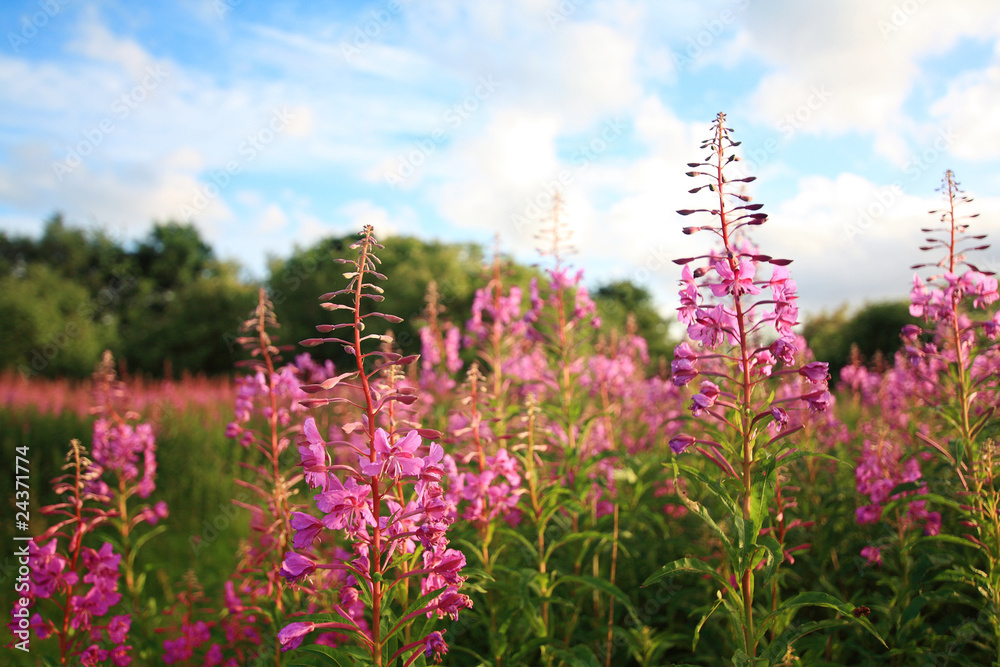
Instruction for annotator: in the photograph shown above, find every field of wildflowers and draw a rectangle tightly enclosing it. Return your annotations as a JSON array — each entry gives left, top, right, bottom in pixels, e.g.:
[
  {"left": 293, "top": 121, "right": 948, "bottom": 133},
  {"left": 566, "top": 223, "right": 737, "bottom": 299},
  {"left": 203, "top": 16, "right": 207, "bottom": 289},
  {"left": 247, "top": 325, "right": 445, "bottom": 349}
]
[{"left": 3, "top": 113, "right": 1000, "bottom": 666}]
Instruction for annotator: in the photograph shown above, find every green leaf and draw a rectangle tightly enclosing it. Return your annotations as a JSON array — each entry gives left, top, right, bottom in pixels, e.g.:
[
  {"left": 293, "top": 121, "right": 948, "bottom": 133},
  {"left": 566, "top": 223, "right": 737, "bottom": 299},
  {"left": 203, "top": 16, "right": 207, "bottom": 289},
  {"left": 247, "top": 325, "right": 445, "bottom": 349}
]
[
  {"left": 290, "top": 643, "right": 370, "bottom": 666},
  {"left": 670, "top": 471, "right": 738, "bottom": 567},
  {"left": 284, "top": 611, "right": 358, "bottom": 628},
  {"left": 553, "top": 573, "right": 641, "bottom": 623},
  {"left": 544, "top": 530, "right": 605, "bottom": 562},
  {"left": 382, "top": 586, "right": 447, "bottom": 642},
  {"left": 923, "top": 533, "right": 980, "bottom": 550},
  {"left": 749, "top": 457, "right": 777, "bottom": 550},
  {"left": 756, "top": 535, "right": 784, "bottom": 589},
  {"left": 762, "top": 619, "right": 849, "bottom": 663},
  {"left": 757, "top": 591, "right": 887, "bottom": 648},
  {"left": 643, "top": 557, "right": 739, "bottom": 609},
  {"left": 692, "top": 597, "right": 723, "bottom": 652}
]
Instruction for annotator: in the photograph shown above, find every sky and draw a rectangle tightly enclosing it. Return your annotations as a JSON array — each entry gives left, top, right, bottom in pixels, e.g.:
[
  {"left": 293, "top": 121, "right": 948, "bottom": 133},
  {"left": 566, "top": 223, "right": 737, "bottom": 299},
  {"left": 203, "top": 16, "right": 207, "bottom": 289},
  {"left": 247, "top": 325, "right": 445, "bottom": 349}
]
[{"left": 2, "top": 0, "right": 1000, "bottom": 320}]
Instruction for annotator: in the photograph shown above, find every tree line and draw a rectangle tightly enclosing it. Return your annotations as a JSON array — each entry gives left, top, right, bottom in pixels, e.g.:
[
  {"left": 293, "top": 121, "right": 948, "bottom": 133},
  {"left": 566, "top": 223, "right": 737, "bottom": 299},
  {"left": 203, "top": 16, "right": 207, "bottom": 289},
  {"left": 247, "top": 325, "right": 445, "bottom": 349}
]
[
  {"left": 0, "top": 215, "right": 915, "bottom": 379},
  {"left": 0, "top": 216, "right": 677, "bottom": 378}
]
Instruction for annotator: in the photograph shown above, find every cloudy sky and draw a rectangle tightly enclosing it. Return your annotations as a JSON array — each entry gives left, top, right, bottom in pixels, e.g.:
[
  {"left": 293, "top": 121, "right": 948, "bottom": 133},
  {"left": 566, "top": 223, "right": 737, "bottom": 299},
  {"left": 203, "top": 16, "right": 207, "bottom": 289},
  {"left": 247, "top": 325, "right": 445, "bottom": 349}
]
[{"left": 2, "top": 0, "right": 1000, "bottom": 319}]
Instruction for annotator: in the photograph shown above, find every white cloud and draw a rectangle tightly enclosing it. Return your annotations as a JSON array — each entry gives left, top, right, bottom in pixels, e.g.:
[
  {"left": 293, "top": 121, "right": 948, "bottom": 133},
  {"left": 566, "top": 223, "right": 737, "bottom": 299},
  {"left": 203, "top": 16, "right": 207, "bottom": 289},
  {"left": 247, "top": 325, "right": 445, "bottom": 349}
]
[
  {"left": 740, "top": 0, "right": 1000, "bottom": 148},
  {"left": 930, "top": 52, "right": 1000, "bottom": 160}
]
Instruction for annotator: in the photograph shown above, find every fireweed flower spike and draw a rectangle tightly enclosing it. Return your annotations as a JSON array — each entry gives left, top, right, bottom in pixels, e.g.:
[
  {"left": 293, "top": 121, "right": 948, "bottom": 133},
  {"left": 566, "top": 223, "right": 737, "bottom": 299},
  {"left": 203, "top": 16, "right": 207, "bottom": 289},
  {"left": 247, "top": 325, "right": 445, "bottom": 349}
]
[
  {"left": 907, "top": 170, "right": 998, "bottom": 459},
  {"left": 7, "top": 439, "right": 132, "bottom": 665},
  {"left": 280, "top": 226, "right": 470, "bottom": 665},
  {"left": 643, "top": 113, "right": 884, "bottom": 661}
]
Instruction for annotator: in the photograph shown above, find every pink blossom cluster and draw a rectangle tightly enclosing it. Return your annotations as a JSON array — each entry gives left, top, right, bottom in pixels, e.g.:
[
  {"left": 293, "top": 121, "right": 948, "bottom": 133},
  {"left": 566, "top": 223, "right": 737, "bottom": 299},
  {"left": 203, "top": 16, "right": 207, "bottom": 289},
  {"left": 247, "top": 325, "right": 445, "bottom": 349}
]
[
  {"left": 278, "top": 415, "right": 472, "bottom": 652},
  {"left": 225, "top": 363, "right": 310, "bottom": 445},
  {"left": 669, "top": 252, "right": 832, "bottom": 454},
  {"left": 855, "top": 428, "right": 940, "bottom": 540},
  {"left": 12, "top": 539, "right": 132, "bottom": 665},
  {"left": 91, "top": 419, "right": 158, "bottom": 498},
  {"left": 445, "top": 448, "right": 525, "bottom": 527},
  {"left": 910, "top": 271, "right": 999, "bottom": 324}
]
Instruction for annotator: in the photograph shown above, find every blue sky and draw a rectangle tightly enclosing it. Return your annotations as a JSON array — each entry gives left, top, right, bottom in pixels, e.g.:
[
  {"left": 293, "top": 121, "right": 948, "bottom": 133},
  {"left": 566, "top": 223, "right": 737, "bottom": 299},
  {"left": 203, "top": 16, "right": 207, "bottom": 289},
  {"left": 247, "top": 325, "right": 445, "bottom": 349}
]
[{"left": 2, "top": 0, "right": 1000, "bottom": 318}]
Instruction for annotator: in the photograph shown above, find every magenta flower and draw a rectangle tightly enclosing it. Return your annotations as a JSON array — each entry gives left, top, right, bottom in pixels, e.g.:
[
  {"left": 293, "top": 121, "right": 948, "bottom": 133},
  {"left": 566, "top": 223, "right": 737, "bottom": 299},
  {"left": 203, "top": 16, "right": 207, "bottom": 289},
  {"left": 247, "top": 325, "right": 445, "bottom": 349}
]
[
  {"left": 425, "top": 630, "right": 449, "bottom": 663},
  {"left": 107, "top": 614, "right": 131, "bottom": 643},
  {"left": 860, "top": 545, "right": 882, "bottom": 566},
  {"left": 278, "top": 552, "right": 317, "bottom": 583},
  {"left": 315, "top": 477, "right": 376, "bottom": 530},
  {"left": 798, "top": 362, "right": 830, "bottom": 383},
  {"left": 710, "top": 257, "right": 761, "bottom": 297},
  {"left": 690, "top": 381, "right": 720, "bottom": 416},
  {"left": 801, "top": 389, "right": 831, "bottom": 413},
  {"left": 278, "top": 622, "right": 315, "bottom": 652},
  {"left": 360, "top": 428, "right": 423, "bottom": 480},
  {"left": 433, "top": 588, "right": 473, "bottom": 621},
  {"left": 855, "top": 504, "right": 882, "bottom": 524},
  {"left": 669, "top": 434, "right": 695, "bottom": 454},
  {"left": 299, "top": 417, "right": 329, "bottom": 489},
  {"left": 290, "top": 511, "right": 323, "bottom": 549},
  {"left": 770, "top": 406, "right": 789, "bottom": 430}
]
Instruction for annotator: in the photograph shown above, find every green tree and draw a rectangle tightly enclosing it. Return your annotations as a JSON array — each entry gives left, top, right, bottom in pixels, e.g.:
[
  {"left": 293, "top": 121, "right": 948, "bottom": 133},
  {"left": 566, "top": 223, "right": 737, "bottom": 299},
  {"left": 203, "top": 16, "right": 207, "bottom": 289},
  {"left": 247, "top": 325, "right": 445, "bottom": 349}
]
[
  {"left": 267, "top": 234, "right": 537, "bottom": 365},
  {"left": 593, "top": 280, "right": 675, "bottom": 364},
  {"left": 0, "top": 265, "right": 116, "bottom": 377},
  {"left": 803, "top": 301, "right": 918, "bottom": 378}
]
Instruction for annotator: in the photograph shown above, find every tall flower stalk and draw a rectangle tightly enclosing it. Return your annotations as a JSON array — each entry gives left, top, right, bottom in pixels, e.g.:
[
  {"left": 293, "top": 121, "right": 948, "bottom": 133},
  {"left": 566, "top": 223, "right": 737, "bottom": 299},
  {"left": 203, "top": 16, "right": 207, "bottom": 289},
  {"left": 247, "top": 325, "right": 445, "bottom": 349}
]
[
  {"left": 645, "top": 113, "right": 882, "bottom": 663},
  {"left": 278, "top": 225, "right": 471, "bottom": 665}
]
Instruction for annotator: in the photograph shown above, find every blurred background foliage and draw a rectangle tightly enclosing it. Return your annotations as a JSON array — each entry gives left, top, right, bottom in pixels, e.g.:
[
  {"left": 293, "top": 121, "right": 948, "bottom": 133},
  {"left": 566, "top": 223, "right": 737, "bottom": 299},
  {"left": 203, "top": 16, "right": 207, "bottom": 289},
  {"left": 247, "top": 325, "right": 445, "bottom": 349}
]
[{"left": 1, "top": 213, "right": 916, "bottom": 380}]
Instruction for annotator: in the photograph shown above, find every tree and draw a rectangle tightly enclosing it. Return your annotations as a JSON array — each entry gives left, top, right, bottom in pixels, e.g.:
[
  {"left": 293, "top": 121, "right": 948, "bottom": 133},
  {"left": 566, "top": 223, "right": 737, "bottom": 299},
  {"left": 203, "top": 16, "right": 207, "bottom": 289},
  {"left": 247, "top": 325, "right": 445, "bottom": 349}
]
[
  {"left": 593, "top": 280, "right": 675, "bottom": 364},
  {"left": 267, "top": 234, "right": 534, "bottom": 366},
  {"left": 802, "top": 301, "right": 918, "bottom": 379},
  {"left": 0, "top": 265, "right": 116, "bottom": 377}
]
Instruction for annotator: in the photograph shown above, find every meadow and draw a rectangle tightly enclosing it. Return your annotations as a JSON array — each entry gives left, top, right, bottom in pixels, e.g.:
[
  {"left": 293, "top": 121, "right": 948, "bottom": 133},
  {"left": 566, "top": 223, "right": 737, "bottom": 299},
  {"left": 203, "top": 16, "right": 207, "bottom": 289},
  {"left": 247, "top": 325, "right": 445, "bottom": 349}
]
[{"left": 3, "top": 114, "right": 999, "bottom": 666}]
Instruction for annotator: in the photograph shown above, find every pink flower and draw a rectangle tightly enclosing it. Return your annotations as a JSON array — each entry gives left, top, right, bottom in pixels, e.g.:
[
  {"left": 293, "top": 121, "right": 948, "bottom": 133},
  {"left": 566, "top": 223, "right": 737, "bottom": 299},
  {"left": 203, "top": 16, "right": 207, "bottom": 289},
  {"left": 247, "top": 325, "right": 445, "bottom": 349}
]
[
  {"left": 290, "top": 512, "right": 323, "bottom": 549},
  {"left": 678, "top": 265, "right": 700, "bottom": 325},
  {"left": 860, "top": 545, "right": 882, "bottom": 566},
  {"left": 360, "top": 428, "right": 423, "bottom": 480},
  {"left": 801, "top": 389, "right": 831, "bottom": 413},
  {"left": 299, "top": 418, "right": 329, "bottom": 489},
  {"left": 669, "top": 434, "right": 695, "bottom": 454},
  {"left": 315, "top": 477, "right": 376, "bottom": 531},
  {"left": 798, "top": 362, "right": 830, "bottom": 383},
  {"left": 278, "top": 622, "right": 315, "bottom": 652},
  {"left": 769, "top": 336, "right": 798, "bottom": 365},
  {"left": 278, "top": 552, "right": 317, "bottom": 583},
  {"left": 689, "top": 304, "right": 738, "bottom": 349},
  {"left": 107, "top": 614, "right": 131, "bottom": 643},
  {"left": 425, "top": 630, "right": 449, "bottom": 663},
  {"left": 710, "top": 257, "right": 761, "bottom": 297},
  {"left": 690, "top": 381, "right": 720, "bottom": 416}
]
